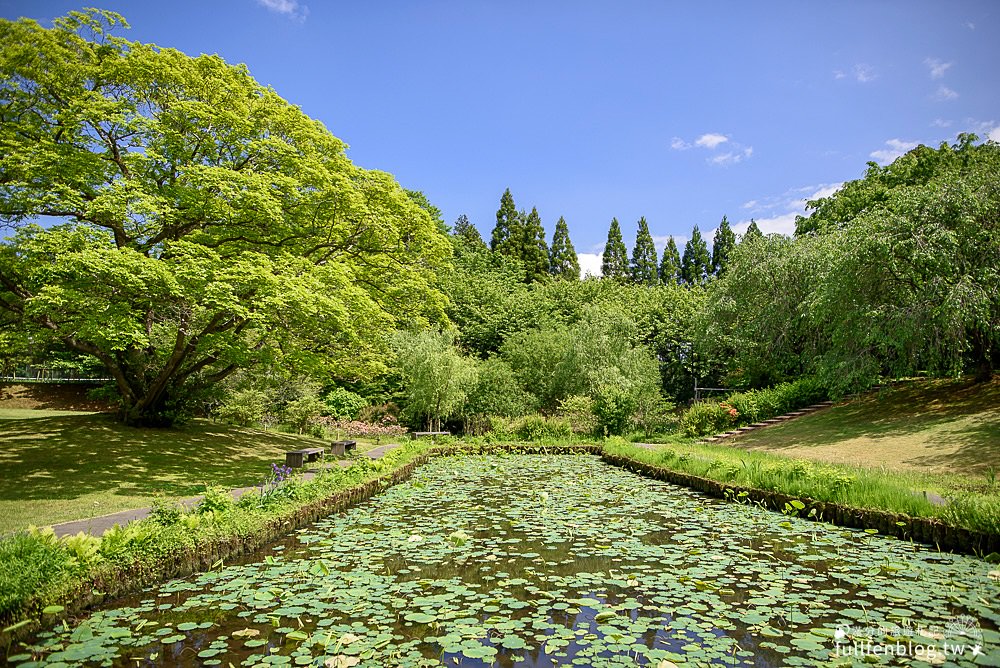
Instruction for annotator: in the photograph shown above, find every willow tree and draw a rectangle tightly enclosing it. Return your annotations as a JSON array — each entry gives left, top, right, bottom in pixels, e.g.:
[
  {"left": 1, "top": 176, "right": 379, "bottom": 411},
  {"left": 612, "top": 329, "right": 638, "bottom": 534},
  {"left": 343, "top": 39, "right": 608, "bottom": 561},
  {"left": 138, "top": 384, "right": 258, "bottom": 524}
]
[{"left": 0, "top": 11, "right": 451, "bottom": 425}]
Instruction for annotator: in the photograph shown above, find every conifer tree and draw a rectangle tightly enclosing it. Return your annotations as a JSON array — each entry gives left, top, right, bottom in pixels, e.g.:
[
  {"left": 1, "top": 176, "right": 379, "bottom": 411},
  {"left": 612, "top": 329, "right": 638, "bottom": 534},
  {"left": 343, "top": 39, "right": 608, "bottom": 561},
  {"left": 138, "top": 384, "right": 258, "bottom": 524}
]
[
  {"left": 549, "top": 216, "right": 581, "bottom": 280},
  {"left": 453, "top": 214, "right": 487, "bottom": 252},
  {"left": 601, "top": 218, "right": 629, "bottom": 280},
  {"left": 491, "top": 188, "right": 522, "bottom": 256},
  {"left": 741, "top": 219, "right": 764, "bottom": 245},
  {"left": 521, "top": 206, "right": 550, "bottom": 282},
  {"left": 630, "top": 216, "right": 659, "bottom": 285},
  {"left": 659, "top": 236, "right": 682, "bottom": 284},
  {"left": 711, "top": 215, "right": 737, "bottom": 276},
  {"left": 681, "top": 225, "right": 711, "bottom": 285}
]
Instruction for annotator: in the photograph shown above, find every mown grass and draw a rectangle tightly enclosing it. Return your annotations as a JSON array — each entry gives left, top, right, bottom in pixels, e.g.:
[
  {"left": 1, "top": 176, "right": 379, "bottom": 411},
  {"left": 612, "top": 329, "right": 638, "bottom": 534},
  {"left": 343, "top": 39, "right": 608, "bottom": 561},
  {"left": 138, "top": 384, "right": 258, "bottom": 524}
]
[
  {"left": 730, "top": 377, "right": 1000, "bottom": 477},
  {"left": 0, "top": 442, "right": 433, "bottom": 630},
  {"left": 0, "top": 411, "right": 388, "bottom": 533}
]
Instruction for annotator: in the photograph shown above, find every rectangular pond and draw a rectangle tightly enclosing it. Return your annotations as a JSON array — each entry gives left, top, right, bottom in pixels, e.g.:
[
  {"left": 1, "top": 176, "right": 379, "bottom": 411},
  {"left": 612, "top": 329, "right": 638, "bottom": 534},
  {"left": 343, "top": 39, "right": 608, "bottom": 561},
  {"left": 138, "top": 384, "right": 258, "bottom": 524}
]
[{"left": 9, "top": 454, "right": 1000, "bottom": 666}]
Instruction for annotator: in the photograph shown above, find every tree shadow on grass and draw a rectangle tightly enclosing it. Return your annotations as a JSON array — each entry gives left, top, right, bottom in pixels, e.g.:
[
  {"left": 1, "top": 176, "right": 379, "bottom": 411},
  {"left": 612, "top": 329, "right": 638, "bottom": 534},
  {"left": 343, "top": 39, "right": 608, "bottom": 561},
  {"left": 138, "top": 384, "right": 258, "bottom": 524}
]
[
  {"left": 734, "top": 378, "right": 1000, "bottom": 473},
  {"left": 0, "top": 413, "right": 325, "bottom": 502}
]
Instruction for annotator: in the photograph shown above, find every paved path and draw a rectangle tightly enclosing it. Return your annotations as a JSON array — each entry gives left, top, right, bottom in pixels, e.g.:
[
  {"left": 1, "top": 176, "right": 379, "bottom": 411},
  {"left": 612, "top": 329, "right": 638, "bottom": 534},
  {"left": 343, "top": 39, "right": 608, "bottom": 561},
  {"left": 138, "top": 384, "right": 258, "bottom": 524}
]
[{"left": 51, "top": 444, "right": 401, "bottom": 538}]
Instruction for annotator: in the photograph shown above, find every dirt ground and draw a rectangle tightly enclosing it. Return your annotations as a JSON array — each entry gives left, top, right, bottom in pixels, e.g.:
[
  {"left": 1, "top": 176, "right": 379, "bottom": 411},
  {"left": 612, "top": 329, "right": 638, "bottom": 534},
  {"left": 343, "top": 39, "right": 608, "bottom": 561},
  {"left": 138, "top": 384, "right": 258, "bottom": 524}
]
[{"left": 0, "top": 383, "right": 114, "bottom": 412}]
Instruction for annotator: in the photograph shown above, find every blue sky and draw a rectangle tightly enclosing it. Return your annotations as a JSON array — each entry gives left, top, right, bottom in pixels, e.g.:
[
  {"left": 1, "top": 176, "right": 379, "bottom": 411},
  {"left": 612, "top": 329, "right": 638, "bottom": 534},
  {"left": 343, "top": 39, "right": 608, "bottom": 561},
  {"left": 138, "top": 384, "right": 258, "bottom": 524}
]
[{"left": 3, "top": 1, "right": 999, "bottom": 275}]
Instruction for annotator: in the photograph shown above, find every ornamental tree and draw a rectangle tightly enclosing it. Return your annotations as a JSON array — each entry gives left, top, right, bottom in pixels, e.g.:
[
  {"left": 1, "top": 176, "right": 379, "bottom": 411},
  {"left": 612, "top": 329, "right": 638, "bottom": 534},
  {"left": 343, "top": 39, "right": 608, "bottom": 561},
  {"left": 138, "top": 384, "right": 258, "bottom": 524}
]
[{"left": 0, "top": 11, "right": 451, "bottom": 425}]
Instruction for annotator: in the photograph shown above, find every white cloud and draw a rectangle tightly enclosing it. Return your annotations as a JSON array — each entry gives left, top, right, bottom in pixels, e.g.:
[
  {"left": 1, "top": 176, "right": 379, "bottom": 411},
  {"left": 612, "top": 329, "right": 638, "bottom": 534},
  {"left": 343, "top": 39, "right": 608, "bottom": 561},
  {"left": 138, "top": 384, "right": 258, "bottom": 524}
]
[
  {"left": 672, "top": 132, "right": 751, "bottom": 166},
  {"left": 256, "top": 0, "right": 309, "bottom": 20},
  {"left": 577, "top": 253, "right": 602, "bottom": 278},
  {"left": 732, "top": 212, "right": 799, "bottom": 238},
  {"left": 833, "top": 69, "right": 847, "bottom": 80},
  {"left": 990, "top": 126, "right": 1000, "bottom": 143},
  {"left": 710, "top": 147, "right": 753, "bottom": 165},
  {"left": 965, "top": 21, "right": 975, "bottom": 30},
  {"left": 934, "top": 85, "right": 959, "bottom": 101},
  {"left": 695, "top": 133, "right": 729, "bottom": 149},
  {"left": 924, "top": 57, "right": 952, "bottom": 79},
  {"left": 870, "top": 138, "right": 919, "bottom": 164},
  {"left": 854, "top": 64, "right": 876, "bottom": 83},
  {"left": 742, "top": 200, "right": 758, "bottom": 209},
  {"left": 931, "top": 118, "right": 953, "bottom": 128}
]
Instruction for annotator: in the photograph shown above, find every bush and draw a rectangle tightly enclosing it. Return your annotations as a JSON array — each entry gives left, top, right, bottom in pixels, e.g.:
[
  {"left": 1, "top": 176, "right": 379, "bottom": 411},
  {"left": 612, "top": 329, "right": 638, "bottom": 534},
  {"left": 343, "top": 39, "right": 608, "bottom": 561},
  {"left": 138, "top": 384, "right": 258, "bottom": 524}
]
[
  {"left": 283, "top": 395, "right": 325, "bottom": 434},
  {"left": 513, "top": 414, "right": 573, "bottom": 441},
  {"left": 214, "top": 389, "right": 270, "bottom": 427},
  {"left": 592, "top": 383, "right": 637, "bottom": 437},
  {"left": 0, "top": 530, "right": 73, "bottom": 618},
  {"left": 557, "top": 395, "right": 598, "bottom": 435},
  {"left": 322, "top": 387, "right": 367, "bottom": 421},
  {"left": 679, "top": 377, "right": 828, "bottom": 437},
  {"left": 679, "top": 401, "right": 739, "bottom": 437},
  {"left": 197, "top": 486, "right": 235, "bottom": 515}
]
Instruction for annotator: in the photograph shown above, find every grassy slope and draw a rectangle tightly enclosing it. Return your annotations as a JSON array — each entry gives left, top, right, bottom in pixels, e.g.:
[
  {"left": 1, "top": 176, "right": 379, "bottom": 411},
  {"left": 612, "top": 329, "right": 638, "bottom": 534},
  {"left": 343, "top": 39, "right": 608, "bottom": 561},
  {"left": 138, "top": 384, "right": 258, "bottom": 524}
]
[
  {"left": 729, "top": 378, "right": 1000, "bottom": 480},
  {"left": 0, "top": 411, "right": 341, "bottom": 533}
]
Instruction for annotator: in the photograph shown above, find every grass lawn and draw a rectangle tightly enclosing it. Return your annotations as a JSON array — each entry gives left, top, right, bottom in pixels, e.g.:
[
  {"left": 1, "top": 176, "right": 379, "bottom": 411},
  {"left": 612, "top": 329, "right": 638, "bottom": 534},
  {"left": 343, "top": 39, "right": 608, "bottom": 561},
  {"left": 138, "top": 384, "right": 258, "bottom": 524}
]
[
  {"left": 728, "top": 377, "right": 1000, "bottom": 484},
  {"left": 0, "top": 410, "right": 387, "bottom": 534}
]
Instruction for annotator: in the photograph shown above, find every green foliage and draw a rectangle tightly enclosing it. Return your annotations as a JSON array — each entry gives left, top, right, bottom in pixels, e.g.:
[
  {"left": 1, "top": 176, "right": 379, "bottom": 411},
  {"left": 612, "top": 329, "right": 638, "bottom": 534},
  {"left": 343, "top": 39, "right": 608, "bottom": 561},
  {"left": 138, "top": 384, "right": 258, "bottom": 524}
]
[
  {"left": 491, "top": 188, "right": 522, "bottom": 256},
  {"left": 520, "top": 207, "right": 550, "bottom": 283},
  {"left": 711, "top": 216, "right": 737, "bottom": 276},
  {"left": 452, "top": 214, "right": 487, "bottom": 254},
  {"left": 322, "top": 387, "right": 367, "bottom": 421},
  {"left": 548, "top": 216, "right": 580, "bottom": 280},
  {"left": 214, "top": 389, "right": 271, "bottom": 428},
  {"left": 741, "top": 220, "right": 763, "bottom": 245},
  {"left": 681, "top": 225, "right": 711, "bottom": 285},
  {"left": 600, "top": 218, "right": 629, "bottom": 280},
  {"left": 149, "top": 498, "right": 184, "bottom": 526},
  {"left": 511, "top": 414, "right": 573, "bottom": 441},
  {"left": 393, "top": 330, "right": 476, "bottom": 431},
  {"left": 197, "top": 486, "right": 235, "bottom": 515},
  {"left": 463, "top": 357, "right": 533, "bottom": 434},
  {"left": 0, "top": 530, "right": 73, "bottom": 619},
  {"left": 0, "top": 10, "right": 451, "bottom": 427},
  {"left": 283, "top": 395, "right": 325, "bottom": 434},
  {"left": 556, "top": 395, "right": 598, "bottom": 435},
  {"left": 658, "top": 237, "right": 682, "bottom": 285},
  {"left": 630, "top": 217, "right": 659, "bottom": 285},
  {"left": 592, "top": 380, "right": 637, "bottom": 437},
  {"left": 679, "top": 401, "right": 740, "bottom": 437}
]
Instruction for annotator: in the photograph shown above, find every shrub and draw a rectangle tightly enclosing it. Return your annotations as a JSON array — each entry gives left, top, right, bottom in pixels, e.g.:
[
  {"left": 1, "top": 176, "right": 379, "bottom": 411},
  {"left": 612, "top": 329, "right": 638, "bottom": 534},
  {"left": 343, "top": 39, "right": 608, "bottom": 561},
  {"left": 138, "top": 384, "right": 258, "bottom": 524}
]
[
  {"left": 214, "top": 389, "right": 270, "bottom": 427},
  {"left": 513, "top": 414, "right": 573, "bottom": 441},
  {"left": 679, "top": 401, "right": 739, "bottom": 437},
  {"left": 197, "top": 486, "right": 235, "bottom": 515},
  {"left": 557, "top": 395, "right": 598, "bottom": 435},
  {"left": 322, "top": 387, "right": 367, "bottom": 421},
  {"left": 0, "top": 530, "right": 73, "bottom": 618},
  {"left": 592, "top": 383, "right": 637, "bottom": 437},
  {"left": 284, "top": 396, "right": 326, "bottom": 434}
]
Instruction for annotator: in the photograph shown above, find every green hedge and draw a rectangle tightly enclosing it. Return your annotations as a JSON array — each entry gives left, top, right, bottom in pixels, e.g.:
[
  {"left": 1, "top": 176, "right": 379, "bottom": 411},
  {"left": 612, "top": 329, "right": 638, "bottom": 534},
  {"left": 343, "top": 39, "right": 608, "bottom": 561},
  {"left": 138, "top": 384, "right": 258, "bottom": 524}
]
[{"left": 679, "top": 377, "right": 828, "bottom": 437}]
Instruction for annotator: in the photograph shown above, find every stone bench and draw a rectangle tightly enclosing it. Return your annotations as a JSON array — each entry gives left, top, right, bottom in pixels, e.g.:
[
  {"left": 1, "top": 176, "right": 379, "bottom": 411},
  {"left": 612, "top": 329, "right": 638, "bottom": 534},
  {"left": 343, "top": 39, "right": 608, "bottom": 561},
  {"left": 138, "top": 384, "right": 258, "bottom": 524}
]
[
  {"left": 330, "top": 440, "right": 357, "bottom": 456},
  {"left": 285, "top": 446, "right": 325, "bottom": 469},
  {"left": 410, "top": 431, "right": 450, "bottom": 439}
]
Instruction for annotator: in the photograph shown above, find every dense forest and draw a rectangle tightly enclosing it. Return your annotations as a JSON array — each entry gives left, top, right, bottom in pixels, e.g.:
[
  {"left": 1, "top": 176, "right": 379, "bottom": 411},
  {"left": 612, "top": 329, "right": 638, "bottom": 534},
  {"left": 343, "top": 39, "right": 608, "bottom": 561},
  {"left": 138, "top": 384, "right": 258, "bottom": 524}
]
[{"left": 1, "top": 11, "right": 997, "bottom": 436}]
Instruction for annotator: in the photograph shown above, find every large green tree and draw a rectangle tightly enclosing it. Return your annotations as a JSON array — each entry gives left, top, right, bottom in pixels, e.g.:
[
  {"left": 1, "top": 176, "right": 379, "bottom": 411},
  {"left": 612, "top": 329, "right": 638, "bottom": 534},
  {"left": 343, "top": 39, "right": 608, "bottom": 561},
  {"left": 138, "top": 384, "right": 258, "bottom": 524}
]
[
  {"left": 711, "top": 215, "right": 737, "bottom": 276},
  {"left": 681, "top": 226, "right": 711, "bottom": 285},
  {"left": 491, "top": 188, "right": 522, "bottom": 256},
  {"left": 601, "top": 218, "right": 629, "bottom": 280},
  {"left": 658, "top": 236, "right": 682, "bottom": 285},
  {"left": 548, "top": 216, "right": 580, "bottom": 280},
  {"left": 0, "top": 11, "right": 450, "bottom": 426},
  {"left": 630, "top": 217, "right": 659, "bottom": 285},
  {"left": 452, "top": 214, "right": 487, "bottom": 254},
  {"left": 392, "top": 330, "right": 475, "bottom": 431},
  {"left": 521, "top": 206, "right": 550, "bottom": 283}
]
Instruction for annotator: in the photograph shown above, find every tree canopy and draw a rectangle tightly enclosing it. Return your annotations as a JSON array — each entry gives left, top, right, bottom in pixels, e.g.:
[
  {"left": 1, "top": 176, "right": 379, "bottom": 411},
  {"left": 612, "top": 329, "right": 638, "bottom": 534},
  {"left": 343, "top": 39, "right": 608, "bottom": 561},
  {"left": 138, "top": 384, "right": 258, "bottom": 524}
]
[
  {"left": 0, "top": 10, "right": 451, "bottom": 425},
  {"left": 548, "top": 216, "right": 580, "bottom": 280},
  {"left": 601, "top": 218, "right": 628, "bottom": 281},
  {"left": 630, "top": 217, "right": 658, "bottom": 285}
]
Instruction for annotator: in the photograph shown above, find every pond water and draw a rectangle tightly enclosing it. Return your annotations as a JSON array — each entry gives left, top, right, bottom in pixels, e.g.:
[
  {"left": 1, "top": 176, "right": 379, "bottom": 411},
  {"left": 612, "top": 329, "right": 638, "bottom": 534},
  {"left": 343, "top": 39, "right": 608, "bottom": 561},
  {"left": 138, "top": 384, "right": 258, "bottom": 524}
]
[{"left": 9, "top": 454, "right": 1000, "bottom": 667}]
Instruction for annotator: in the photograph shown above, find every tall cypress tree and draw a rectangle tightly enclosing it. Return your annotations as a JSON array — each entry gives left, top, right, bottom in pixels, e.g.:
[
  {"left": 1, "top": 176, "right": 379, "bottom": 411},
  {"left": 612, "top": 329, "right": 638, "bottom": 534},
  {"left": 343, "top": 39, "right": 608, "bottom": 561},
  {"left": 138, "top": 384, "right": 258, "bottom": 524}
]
[
  {"left": 521, "top": 206, "right": 550, "bottom": 283},
  {"left": 549, "top": 216, "right": 580, "bottom": 280},
  {"left": 681, "top": 225, "right": 711, "bottom": 285},
  {"left": 491, "top": 188, "right": 522, "bottom": 256},
  {"left": 659, "top": 236, "right": 682, "bottom": 284},
  {"left": 741, "top": 219, "right": 764, "bottom": 246},
  {"left": 630, "top": 216, "right": 659, "bottom": 285},
  {"left": 601, "top": 218, "right": 629, "bottom": 280},
  {"left": 453, "top": 214, "right": 487, "bottom": 252},
  {"left": 711, "top": 215, "right": 737, "bottom": 276}
]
